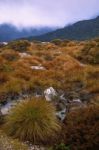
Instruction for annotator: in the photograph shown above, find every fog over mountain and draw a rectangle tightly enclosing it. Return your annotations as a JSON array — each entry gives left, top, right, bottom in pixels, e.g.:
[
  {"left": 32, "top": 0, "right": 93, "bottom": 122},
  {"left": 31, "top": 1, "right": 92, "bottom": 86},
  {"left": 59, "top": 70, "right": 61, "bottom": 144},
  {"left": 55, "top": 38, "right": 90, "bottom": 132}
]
[
  {"left": 28, "top": 16, "right": 99, "bottom": 41},
  {"left": 0, "top": 24, "right": 55, "bottom": 42},
  {"left": 0, "top": 0, "right": 99, "bottom": 41},
  {"left": 0, "top": 0, "right": 99, "bottom": 27}
]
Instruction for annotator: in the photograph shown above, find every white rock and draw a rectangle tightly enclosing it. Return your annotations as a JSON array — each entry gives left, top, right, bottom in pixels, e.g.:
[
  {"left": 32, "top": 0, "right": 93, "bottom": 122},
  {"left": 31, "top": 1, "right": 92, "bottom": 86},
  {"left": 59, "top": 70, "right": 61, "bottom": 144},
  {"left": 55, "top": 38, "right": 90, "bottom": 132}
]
[
  {"left": 19, "top": 52, "right": 31, "bottom": 58},
  {"left": 1, "top": 101, "right": 18, "bottom": 115},
  {"left": 31, "top": 65, "right": 45, "bottom": 70},
  {"left": 1, "top": 101, "right": 13, "bottom": 115},
  {"left": 73, "top": 99, "right": 82, "bottom": 103},
  {"left": 3, "top": 42, "right": 8, "bottom": 45},
  {"left": 60, "top": 94, "right": 66, "bottom": 101},
  {"left": 0, "top": 42, "right": 8, "bottom": 45},
  {"left": 56, "top": 108, "right": 66, "bottom": 121},
  {"left": 44, "top": 87, "right": 57, "bottom": 101},
  {"left": 79, "top": 62, "right": 86, "bottom": 67},
  {"left": 42, "top": 42, "right": 50, "bottom": 44}
]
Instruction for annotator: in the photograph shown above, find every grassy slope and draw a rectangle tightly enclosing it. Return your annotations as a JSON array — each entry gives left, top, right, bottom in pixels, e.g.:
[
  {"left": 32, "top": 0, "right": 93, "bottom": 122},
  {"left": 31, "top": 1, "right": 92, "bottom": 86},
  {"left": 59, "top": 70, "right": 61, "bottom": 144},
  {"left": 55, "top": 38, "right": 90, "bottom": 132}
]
[{"left": 0, "top": 39, "right": 99, "bottom": 104}]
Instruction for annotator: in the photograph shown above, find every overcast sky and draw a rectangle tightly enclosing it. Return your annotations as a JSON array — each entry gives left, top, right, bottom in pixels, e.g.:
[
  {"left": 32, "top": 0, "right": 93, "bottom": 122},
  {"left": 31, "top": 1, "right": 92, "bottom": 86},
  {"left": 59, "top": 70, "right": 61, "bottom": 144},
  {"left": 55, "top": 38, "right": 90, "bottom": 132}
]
[{"left": 0, "top": 0, "right": 99, "bottom": 27}]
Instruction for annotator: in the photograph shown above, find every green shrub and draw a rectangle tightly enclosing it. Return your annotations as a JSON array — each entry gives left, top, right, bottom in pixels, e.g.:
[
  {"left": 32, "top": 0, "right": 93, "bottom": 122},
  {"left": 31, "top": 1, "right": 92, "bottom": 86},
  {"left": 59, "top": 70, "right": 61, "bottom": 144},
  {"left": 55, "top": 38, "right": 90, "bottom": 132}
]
[
  {"left": 4, "top": 98, "right": 60, "bottom": 144},
  {"left": 51, "top": 39, "right": 62, "bottom": 45},
  {"left": 7, "top": 40, "right": 30, "bottom": 52}
]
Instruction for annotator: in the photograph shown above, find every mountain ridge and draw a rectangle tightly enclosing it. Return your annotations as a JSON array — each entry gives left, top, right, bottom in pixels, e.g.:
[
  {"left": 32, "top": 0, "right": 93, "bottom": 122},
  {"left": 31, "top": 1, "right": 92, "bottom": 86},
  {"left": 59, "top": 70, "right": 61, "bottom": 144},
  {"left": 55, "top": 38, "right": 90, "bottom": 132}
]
[
  {"left": 28, "top": 16, "right": 99, "bottom": 41},
  {"left": 0, "top": 24, "right": 55, "bottom": 42}
]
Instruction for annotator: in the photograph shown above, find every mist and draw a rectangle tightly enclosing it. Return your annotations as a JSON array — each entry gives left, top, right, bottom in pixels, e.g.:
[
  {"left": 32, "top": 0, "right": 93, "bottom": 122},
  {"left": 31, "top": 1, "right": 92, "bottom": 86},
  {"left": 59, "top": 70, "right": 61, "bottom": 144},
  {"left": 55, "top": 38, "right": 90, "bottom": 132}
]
[{"left": 0, "top": 0, "right": 99, "bottom": 28}]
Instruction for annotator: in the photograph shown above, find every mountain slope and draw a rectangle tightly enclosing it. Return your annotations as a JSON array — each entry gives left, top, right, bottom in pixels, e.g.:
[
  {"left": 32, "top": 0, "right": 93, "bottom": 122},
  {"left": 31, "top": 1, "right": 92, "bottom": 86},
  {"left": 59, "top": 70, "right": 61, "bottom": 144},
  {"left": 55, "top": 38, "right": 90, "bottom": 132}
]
[
  {"left": 29, "top": 16, "right": 99, "bottom": 41},
  {"left": 0, "top": 24, "right": 54, "bottom": 42}
]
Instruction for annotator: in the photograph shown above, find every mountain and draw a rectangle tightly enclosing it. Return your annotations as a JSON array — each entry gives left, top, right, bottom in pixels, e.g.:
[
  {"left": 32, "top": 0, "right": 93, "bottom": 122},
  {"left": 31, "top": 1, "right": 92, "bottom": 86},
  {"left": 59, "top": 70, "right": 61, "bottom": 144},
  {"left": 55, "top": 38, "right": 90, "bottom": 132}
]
[
  {"left": 28, "top": 16, "right": 99, "bottom": 41},
  {"left": 0, "top": 24, "right": 55, "bottom": 42}
]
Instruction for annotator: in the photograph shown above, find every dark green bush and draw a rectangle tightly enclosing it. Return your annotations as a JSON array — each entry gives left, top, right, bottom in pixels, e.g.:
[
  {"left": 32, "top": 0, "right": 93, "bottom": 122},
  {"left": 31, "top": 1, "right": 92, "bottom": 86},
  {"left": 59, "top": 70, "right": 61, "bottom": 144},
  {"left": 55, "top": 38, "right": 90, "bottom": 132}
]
[
  {"left": 51, "top": 39, "right": 62, "bottom": 45},
  {"left": 7, "top": 40, "right": 30, "bottom": 52}
]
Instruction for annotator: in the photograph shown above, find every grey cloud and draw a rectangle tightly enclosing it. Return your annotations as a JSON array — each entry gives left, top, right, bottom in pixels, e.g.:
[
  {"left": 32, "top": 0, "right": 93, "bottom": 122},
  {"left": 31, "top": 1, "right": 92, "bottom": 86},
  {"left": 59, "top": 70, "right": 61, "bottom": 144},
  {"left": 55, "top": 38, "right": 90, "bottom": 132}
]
[{"left": 0, "top": 0, "right": 99, "bottom": 27}]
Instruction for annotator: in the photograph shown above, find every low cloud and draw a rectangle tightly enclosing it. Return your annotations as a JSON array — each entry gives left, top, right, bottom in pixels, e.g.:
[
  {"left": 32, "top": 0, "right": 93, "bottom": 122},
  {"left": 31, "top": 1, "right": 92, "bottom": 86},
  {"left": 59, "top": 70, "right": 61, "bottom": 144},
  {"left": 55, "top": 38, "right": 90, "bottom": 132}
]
[{"left": 0, "top": 0, "right": 99, "bottom": 27}]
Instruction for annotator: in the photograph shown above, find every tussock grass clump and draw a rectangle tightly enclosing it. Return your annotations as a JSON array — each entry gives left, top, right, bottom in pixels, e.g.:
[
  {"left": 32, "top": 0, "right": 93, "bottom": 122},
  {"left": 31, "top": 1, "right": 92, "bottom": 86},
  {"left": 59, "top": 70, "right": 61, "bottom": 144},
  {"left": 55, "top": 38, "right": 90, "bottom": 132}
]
[
  {"left": 0, "top": 73, "right": 10, "bottom": 84},
  {"left": 76, "top": 41, "right": 99, "bottom": 64},
  {"left": 1, "top": 49, "right": 20, "bottom": 61},
  {"left": 61, "top": 105, "right": 99, "bottom": 150},
  {"left": 4, "top": 98, "right": 60, "bottom": 144},
  {"left": 2, "top": 78, "right": 28, "bottom": 94}
]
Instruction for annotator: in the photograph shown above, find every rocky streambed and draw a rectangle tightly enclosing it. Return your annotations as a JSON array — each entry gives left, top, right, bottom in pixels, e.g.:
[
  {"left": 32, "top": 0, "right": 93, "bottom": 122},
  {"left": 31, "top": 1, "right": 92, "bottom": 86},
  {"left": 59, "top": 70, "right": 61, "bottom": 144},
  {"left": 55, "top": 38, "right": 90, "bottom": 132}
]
[{"left": 0, "top": 87, "right": 89, "bottom": 121}]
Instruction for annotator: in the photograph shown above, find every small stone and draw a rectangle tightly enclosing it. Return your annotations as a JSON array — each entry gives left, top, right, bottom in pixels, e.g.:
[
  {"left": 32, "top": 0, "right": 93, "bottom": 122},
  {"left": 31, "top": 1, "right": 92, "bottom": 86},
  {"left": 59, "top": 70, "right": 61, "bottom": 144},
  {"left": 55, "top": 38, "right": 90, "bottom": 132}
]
[
  {"left": 31, "top": 65, "right": 45, "bottom": 70},
  {"left": 44, "top": 87, "right": 57, "bottom": 101}
]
